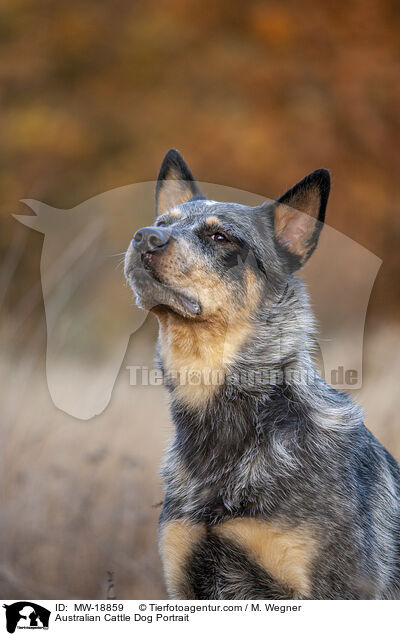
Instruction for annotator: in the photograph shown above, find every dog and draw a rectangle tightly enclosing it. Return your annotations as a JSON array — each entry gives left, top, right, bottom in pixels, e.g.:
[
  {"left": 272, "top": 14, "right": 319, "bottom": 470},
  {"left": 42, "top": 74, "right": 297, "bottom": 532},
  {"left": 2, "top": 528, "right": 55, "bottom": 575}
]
[{"left": 124, "top": 149, "right": 400, "bottom": 599}]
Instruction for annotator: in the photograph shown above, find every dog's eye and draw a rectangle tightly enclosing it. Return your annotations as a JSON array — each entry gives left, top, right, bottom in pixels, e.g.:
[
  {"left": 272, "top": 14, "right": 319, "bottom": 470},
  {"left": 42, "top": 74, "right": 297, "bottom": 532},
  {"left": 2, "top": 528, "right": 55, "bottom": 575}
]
[{"left": 211, "top": 232, "right": 229, "bottom": 243}]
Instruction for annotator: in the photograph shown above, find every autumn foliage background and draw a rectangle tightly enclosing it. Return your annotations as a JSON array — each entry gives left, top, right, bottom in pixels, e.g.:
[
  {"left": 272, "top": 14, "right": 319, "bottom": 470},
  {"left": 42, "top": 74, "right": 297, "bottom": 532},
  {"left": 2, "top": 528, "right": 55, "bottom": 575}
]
[{"left": 0, "top": 0, "right": 399, "bottom": 598}]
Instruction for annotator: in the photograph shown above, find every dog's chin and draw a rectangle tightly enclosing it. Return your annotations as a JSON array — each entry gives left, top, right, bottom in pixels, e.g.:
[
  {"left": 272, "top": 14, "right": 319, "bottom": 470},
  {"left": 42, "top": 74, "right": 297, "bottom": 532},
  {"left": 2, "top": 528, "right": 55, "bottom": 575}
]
[{"left": 128, "top": 267, "right": 201, "bottom": 320}]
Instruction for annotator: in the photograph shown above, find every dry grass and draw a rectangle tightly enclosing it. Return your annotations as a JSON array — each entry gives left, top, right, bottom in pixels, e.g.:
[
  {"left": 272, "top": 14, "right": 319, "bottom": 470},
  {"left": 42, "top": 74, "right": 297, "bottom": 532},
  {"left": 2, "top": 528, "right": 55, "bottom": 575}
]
[
  {"left": 0, "top": 317, "right": 170, "bottom": 599},
  {"left": 0, "top": 315, "right": 399, "bottom": 599}
]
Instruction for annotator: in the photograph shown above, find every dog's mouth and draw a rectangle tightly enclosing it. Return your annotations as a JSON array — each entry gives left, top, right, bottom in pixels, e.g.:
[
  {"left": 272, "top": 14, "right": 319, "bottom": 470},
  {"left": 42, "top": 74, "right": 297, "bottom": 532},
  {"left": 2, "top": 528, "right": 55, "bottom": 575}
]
[
  {"left": 126, "top": 257, "right": 202, "bottom": 319},
  {"left": 141, "top": 252, "right": 163, "bottom": 283}
]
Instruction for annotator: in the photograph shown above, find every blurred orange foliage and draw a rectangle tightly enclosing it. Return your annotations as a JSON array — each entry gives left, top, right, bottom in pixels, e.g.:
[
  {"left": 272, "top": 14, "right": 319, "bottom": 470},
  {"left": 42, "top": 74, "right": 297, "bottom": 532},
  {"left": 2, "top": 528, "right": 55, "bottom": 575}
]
[{"left": 0, "top": 0, "right": 399, "bottom": 318}]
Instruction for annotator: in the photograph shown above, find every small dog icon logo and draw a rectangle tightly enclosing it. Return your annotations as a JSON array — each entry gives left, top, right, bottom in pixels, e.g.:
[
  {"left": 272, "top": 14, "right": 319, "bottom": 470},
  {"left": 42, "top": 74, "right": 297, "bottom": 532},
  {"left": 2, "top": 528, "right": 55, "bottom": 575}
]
[{"left": 3, "top": 602, "right": 51, "bottom": 633}]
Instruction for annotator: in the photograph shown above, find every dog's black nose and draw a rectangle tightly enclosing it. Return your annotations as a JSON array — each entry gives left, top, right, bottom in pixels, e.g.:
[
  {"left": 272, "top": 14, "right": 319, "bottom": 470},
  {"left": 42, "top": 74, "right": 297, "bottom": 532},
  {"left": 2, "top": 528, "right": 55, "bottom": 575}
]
[{"left": 133, "top": 226, "right": 170, "bottom": 253}]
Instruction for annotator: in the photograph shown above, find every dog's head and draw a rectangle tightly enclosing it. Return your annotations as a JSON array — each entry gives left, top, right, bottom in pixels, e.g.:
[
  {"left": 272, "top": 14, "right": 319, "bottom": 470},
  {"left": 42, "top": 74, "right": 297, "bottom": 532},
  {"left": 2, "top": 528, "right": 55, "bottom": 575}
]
[{"left": 124, "top": 149, "right": 330, "bottom": 324}]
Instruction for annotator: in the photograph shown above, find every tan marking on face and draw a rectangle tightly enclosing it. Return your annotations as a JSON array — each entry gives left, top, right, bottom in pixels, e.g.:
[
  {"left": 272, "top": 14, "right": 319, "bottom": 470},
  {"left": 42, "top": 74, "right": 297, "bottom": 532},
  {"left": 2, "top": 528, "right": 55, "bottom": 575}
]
[
  {"left": 169, "top": 208, "right": 182, "bottom": 218},
  {"left": 212, "top": 518, "right": 317, "bottom": 597},
  {"left": 159, "top": 520, "right": 206, "bottom": 598},
  {"left": 158, "top": 265, "right": 261, "bottom": 408},
  {"left": 205, "top": 215, "right": 221, "bottom": 226}
]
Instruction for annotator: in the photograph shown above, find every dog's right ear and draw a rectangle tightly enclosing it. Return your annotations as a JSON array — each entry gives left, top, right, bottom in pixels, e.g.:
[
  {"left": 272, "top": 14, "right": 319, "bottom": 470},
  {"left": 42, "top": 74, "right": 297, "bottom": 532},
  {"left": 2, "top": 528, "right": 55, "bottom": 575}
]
[{"left": 155, "top": 149, "right": 204, "bottom": 216}]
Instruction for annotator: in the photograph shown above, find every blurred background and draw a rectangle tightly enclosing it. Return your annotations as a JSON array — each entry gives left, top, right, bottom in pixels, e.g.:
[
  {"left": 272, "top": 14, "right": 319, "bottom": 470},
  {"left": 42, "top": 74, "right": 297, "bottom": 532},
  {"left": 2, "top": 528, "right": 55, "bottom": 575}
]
[{"left": 0, "top": 0, "right": 399, "bottom": 598}]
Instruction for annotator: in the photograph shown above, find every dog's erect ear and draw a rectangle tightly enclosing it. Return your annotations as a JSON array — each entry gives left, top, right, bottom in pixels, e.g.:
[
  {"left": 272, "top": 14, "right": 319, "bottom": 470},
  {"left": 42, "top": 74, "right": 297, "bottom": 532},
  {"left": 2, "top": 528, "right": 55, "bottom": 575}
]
[
  {"left": 273, "top": 169, "right": 330, "bottom": 271},
  {"left": 155, "top": 149, "right": 204, "bottom": 216}
]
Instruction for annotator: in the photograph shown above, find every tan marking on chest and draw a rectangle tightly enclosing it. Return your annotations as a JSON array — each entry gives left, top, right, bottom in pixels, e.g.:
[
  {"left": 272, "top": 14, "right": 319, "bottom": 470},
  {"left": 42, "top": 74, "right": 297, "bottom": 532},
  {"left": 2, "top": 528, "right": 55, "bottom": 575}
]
[
  {"left": 159, "top": 520, "right": 206, "bottom": 598},
  {"left": 159, "top": 315, "right": 253, "bottom": 407},
  {"left": 212, "top": 518, "right": 317, "bottom": 597},
  {"left": 158, "top": 269, "right": 260, "bottom": 408}
]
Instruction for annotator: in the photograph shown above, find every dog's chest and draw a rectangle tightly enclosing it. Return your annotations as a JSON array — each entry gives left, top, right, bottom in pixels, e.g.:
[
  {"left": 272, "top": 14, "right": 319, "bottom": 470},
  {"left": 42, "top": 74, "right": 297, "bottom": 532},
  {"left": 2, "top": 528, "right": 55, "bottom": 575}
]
[{"left": 159, "top": 517, "right": 316, "bottom": 599}]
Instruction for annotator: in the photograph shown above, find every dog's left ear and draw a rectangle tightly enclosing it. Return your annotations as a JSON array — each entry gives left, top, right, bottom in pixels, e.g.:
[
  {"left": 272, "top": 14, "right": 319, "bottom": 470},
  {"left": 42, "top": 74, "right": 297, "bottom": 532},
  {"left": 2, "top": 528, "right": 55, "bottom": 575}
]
[
  {"left": 155, "top": 149, "right": 204, "bottom": 216},
  {"left": 273, "top": 168, "right": 330, "bottom": 271}
]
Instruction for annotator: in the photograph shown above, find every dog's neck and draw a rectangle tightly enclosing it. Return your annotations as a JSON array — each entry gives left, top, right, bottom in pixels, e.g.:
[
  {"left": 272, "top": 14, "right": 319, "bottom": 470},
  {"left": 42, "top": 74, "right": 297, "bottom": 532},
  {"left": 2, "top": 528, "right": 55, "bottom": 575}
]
[
  {"left": 156, "top": 275, "right": 317, "bottom": 407},
  {"left": 157, "top": 278, "right": 362, "bottom": 518},
  {"left": 156, "top": 309, "right": 257, "bottom": 410}
]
